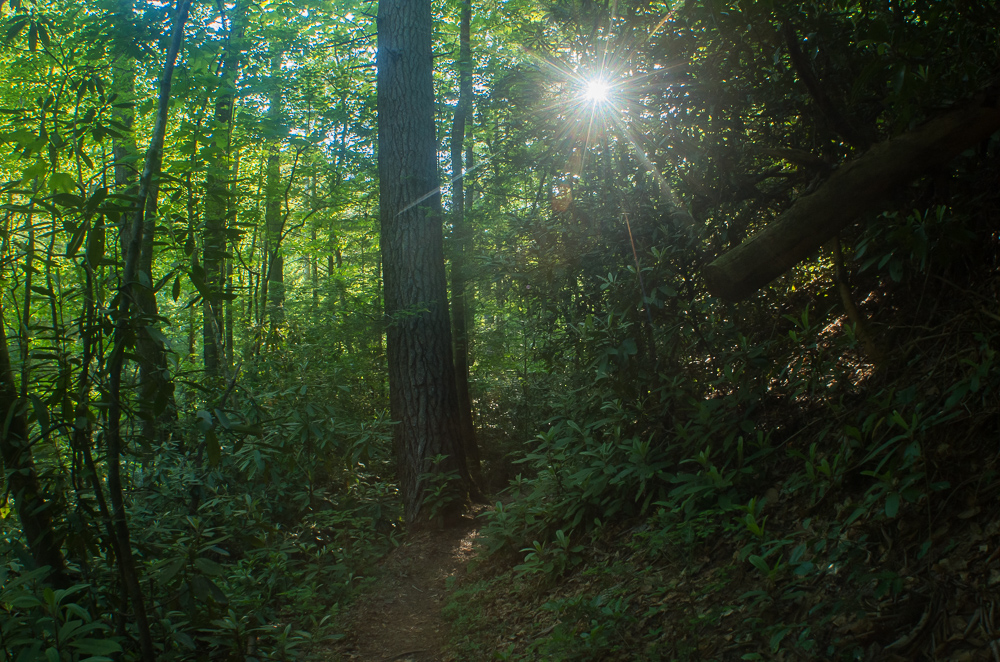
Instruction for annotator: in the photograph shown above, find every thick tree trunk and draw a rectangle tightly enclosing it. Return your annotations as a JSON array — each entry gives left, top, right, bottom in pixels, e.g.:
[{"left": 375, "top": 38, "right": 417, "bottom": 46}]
[
  {"left": 0, "top": 324, "right": 69, "bottom": 587},
  {"left": 378, "top": 0, "right": 471, "bottom": 525},
  {"left": 703, "top": 103, "right": 1000, "bottom": 301},
  {"left": 449, "top": 0, "right": 484, "bottom": 494}
]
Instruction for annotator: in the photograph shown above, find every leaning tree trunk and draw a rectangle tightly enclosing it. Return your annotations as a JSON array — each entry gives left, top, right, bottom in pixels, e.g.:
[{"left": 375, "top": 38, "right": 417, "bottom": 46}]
[
  {"left": 704, "top": 102, "right": 1000, "bottom": 301},
  {"left": 378, "top": 0, "right": 471, "bottom": 525},
  {"left": 106, "top": 2, "right": 193, "bottom": 658},
  {"left": 449, "top": 0, "right": 484, "bottom": 493}
]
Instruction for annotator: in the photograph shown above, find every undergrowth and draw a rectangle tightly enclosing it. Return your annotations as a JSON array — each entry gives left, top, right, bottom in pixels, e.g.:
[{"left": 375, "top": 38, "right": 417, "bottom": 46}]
[
  {"left": 1, "top": 347, "right": 400, "bottom": 661},
  {"left": 445, "top": 206, "right": 1000, "bottom": 661}
]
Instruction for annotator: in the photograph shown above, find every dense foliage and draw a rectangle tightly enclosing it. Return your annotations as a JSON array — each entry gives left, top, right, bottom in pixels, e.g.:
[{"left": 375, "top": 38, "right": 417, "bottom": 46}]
[{"left": 0, "top": 0, "right": 998, "bottom": 660}]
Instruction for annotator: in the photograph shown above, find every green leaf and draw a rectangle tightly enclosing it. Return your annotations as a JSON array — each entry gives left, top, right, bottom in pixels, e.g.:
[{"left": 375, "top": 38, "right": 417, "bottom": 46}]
[
  {"left": 194, "top": 557, "right": 223, "bottom": 576},
  {"left": 70, "top": 638, "right": 122, "bottom": 656},
  {"left": 152, "top": 271, "right": 174, "bottom": 293},
  {"left": 29, "top": 394, "right": 49, "bottom": 433},
  {"left": 214, "top": 408, "right": 232, "bottom": 430},
  {"left": 195, "top": 409, "right": 213, "bottom": 432},
  {"left": 53, "top": 193, "right": 85, "bottom": 209},
  {"left": 4, "top": 15, "right": 30, "bottom": 44},
  {"left": 58, "top": 619, "right": 83, "bottom": 644},
  {"left": 84, "top": 187, "right": 107, "bottom": 216},
  {"left": 86, "top": 221, "right": 105, "bottom": 269},
  {"left": 205, "top": 429, "right": 220, "bottom": 467},
  {"left": 158, "top": 557, "right": 185, "bottom": 584},
  {"left": 48, "top": 172, "right": 75, "bottom": 194},
  {"left": 189, "top": 263, "right": 210, "bottom": 297},
  {"left": 748, "top": 555, "right": 770, "bottom": 574},
  {"left": 36, "top": 21, "right": 49, "bottom": 50},
  {"left": 884, "top": 492, "right": 900, "bottom": 518},
  {"left": 21, "top": 159, "right": 46, "bottom": 183},
  {"left": 66, "top": 218, "right": 88, "bottom": 258},
  {"left": 769, "top": 626, "right": 790, "bottom": 652}
]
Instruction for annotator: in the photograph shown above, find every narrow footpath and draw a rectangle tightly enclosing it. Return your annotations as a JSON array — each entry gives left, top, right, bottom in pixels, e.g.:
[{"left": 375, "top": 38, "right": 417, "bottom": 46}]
[{"left": 329, "top": 513, "right": 482, "bottom": 662}]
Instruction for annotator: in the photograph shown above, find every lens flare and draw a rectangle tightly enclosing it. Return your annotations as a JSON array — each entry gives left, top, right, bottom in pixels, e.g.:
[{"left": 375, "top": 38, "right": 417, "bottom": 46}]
[{"left": 584, "top": 79, "right": 609, "bottom": 102}]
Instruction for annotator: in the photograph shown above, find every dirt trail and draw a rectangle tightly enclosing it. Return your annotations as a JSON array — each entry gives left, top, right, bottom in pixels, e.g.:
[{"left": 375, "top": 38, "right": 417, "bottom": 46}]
[{"left": 330, "top": 514, "right": 481, "bottom": 662}]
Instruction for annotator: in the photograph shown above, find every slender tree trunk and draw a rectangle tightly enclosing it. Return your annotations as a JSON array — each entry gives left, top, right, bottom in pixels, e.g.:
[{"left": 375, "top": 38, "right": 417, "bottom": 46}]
[
  {"left": 310, "top": 175, "right": 320, "bottom": 308},
  {"left": 224, "top": 258, "right": 234, "bottom": 364},
  {"left": 135, "top": 179, "right": 177, "bottom": 445},
  {"left": 226, "top": 153, "right": 240, "bottom": 366},
  {"left": 75, "top": 262, "right": 129, "bottom": 634},
  {"left": 19, "top": 205, "right": 34, "bottom": 400},
  {"left": 0, "top": 321, "right": 69, "bottom": 587},
  {"left": 449, "top": 0, "right": 484, "bottom": 493},
  {"left": 311, "top": 228, "right": 320, "bottom": 308},
  {"left": 378, "top": 0, "right": 471, "bottom": 525},
  {"left": 112, "top": 0, "right": 138, "bottom": 252},
  {"left": 111, "top": 0, "right": 176, "bottom": 446},
  {"left": 106, "top": 3, "right": 192, "bottom": 658},
  {"left": 203, "top": 0, "right": 245, "bottom": 378},
  {"left": 265, "top": 53, "right": 285, "bottom": 327}
]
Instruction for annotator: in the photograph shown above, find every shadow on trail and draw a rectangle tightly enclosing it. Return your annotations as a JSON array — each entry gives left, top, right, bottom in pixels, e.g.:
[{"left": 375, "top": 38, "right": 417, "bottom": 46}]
[{"left": 330, "top": 511, "right": 482, "bottom": 661}]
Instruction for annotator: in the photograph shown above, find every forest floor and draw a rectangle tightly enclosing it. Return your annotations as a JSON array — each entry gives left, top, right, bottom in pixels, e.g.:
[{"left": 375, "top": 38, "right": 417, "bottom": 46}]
[{"left": 326, "top": 510, "right": 484, "bottom": 662}]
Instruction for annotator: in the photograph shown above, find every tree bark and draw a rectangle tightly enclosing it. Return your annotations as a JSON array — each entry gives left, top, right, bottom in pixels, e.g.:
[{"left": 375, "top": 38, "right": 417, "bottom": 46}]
[
  {"left": 449, "top": 0, "right": 484, "bottom": 494},
  {"left": 203, "top": 0, "right": 245, "bottom": 378},
  {"left": 0, "top": 322, "right": 69, "bottom": 587},
  {"left": 378, "top": 0, "right": 471, "bottom": 525},
  {"left": 703, "top": 103, "right": 1000, "bottom": 301},
  {"left": 264, "top": 53, "right": 285, "bottom": 327},
  {"left": 112, "top": 0, "right": 138, "bottom": 250},
  {"left": 111, "top": 0, "right": 177, "bottom": 446},
  {"left": 107, "top": 2, "right": 193, "bottom": 658}
]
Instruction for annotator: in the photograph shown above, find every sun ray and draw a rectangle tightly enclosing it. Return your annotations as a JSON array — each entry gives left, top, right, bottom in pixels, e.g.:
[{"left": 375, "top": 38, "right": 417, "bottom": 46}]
[{"left": 513, "top": 28, "right": 697, "bottom": 228}]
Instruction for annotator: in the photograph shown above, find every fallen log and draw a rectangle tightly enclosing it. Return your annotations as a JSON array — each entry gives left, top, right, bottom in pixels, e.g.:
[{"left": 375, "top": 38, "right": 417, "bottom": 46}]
[{"left": 703, "top": 103, "right": 1000, "bottom": 302}]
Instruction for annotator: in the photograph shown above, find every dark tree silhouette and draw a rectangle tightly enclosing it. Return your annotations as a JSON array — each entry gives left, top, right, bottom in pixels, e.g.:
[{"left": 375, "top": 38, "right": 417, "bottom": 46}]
[{"left": 377, "top": 0, "right": 471, "bottom": 524}]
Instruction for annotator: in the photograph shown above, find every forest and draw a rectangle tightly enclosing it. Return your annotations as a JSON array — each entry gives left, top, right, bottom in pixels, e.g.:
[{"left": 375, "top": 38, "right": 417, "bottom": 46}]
[{"left": 1, "top": 0, "right": 999, "bottom": 659}]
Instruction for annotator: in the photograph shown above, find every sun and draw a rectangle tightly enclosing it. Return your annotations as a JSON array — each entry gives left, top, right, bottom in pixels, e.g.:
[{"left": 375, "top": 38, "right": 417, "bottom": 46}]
[{"left": 584, "top": 79, "right": 610, "bottom": 103}]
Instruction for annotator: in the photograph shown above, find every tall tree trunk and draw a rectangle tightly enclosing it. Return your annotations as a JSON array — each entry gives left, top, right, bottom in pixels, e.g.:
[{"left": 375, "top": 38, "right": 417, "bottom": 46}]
[
  {"left": 112, "top": 0, "right": 138, "bottom": 251},
  {"left": 449, "top": 0, "right": 484, "bottom": 493},
  {"left": 311, "top": 227, "right": 320, "bottom": 308},
  {"left": 225, "top": 258, "right": 235, "bottom": 366},
  {"left": 111, "top": 0, "right": 176, "bottom": 446},
  {"left": 265, "top": 53, "right": 285, "bottom": 328},
  {"left": 0, "top": 321, "right": 69, "bottom": 587},
  {"left": 378, "top": 0, "right": 471, "bottom": 525},
  {"left": 107, "top": 2, "right": 193, "bottom": 659},
  {"left": 203, "top": 0, "right": 245, "bottom": 378},
  {"left": 310, "top": 175, "right": 320, "bottom": 309},
  {"left": 135, "top": 184, "right": 177, "bottom": 447}
]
